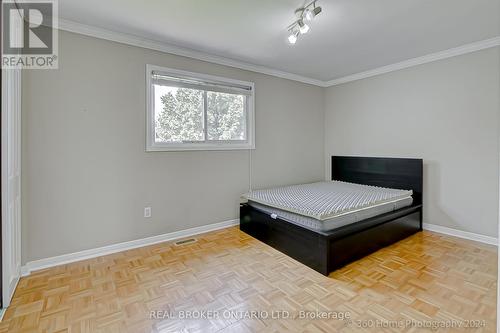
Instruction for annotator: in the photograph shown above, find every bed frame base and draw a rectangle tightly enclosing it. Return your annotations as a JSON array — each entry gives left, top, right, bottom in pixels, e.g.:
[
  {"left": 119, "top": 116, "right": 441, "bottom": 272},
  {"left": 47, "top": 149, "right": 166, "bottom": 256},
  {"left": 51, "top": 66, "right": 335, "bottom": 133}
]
[{"left": 240, "top": 204, "right": 422, "bottom": 275}]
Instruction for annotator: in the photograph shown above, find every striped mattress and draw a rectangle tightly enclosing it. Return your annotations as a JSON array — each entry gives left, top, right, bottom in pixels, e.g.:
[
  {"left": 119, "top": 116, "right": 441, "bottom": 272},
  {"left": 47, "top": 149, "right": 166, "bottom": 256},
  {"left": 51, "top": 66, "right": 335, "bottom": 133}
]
[{"left": 243, "top": 181, "right": 413, "bottom": 221}]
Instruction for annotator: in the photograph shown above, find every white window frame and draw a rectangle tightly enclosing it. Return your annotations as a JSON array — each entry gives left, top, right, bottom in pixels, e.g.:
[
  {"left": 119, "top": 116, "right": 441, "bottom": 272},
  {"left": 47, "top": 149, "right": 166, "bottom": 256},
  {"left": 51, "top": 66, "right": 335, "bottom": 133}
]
[{"left": 146, "top": 64, "right": 255, "bottom": 151}]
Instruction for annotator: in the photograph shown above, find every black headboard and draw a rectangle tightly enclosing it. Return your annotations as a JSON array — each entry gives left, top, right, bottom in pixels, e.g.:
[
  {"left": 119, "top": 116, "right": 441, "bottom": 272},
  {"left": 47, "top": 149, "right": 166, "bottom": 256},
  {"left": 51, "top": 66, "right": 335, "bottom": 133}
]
[{"left": 332, "top": 156, "right": 423, "bottom": 205}]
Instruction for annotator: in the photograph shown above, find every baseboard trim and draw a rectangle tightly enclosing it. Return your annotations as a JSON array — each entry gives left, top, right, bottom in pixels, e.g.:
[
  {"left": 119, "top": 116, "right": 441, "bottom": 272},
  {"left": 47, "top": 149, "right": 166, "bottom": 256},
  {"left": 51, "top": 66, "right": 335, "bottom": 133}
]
[
  {"left": 21, "top": 220, "right": 495, "bottom": 277},
  {"left": 21, "top": 219, "right": 239, "bottom": 276},
  {"left": 423, "top": 223, "right": 498, "bottom": 246}
]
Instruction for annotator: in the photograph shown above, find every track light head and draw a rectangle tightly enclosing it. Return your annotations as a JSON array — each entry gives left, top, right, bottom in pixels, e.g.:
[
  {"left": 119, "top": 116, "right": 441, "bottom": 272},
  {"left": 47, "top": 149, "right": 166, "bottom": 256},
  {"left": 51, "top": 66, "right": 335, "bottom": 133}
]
[
  {"left": 301, "top": 1, "right": 322, "bottom": 21},
  {"left": 303, "top": 8, "right": 314, "bottom": 21},
  {"left": 298, "top": 19, "right": 310, "bottom": 34},
  {"left": 287, "top": 30, "right": 299, "bottom": 44},
  {"left": 312, "top": 6, "right": 322, "bottom": 17}
]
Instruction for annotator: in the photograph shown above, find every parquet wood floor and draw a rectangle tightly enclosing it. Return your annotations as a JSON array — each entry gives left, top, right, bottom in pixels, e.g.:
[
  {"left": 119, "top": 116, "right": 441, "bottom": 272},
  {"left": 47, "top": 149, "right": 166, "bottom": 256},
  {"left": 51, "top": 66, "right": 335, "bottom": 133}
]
[{"left": 0, "top": 227, "right": 496, "bottom": 332}]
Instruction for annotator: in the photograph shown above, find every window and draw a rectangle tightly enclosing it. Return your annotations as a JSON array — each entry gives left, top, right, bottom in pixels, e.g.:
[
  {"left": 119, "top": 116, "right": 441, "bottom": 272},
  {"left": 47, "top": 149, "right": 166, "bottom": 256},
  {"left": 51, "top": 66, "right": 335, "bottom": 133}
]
[{"left": 146, "top": 65, "right": 255, "bottom": 151}]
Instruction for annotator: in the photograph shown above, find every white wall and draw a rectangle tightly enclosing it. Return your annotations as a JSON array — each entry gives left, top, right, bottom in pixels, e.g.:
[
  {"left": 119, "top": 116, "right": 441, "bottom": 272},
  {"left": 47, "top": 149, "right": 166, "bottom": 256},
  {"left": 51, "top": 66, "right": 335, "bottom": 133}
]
[
  {"left": 324, "top": 47, "right": 500, "bottom": 237},
  {"left": 22, "top": 31, "right": 325, "bottom": 263}
]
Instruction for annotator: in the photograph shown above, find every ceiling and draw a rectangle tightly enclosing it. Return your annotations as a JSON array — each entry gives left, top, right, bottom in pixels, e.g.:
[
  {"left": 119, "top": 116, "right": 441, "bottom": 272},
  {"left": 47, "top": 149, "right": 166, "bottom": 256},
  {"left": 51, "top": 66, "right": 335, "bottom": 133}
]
[{"left": 59, "top": 0, "right": 500, "bottom": 82}]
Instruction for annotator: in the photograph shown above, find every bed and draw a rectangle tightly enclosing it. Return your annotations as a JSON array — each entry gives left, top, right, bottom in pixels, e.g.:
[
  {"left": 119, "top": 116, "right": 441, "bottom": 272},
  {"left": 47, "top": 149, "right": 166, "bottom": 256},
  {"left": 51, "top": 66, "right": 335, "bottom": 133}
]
[{"left": 239, "top": 156, "right": 423, "bottom": 275}]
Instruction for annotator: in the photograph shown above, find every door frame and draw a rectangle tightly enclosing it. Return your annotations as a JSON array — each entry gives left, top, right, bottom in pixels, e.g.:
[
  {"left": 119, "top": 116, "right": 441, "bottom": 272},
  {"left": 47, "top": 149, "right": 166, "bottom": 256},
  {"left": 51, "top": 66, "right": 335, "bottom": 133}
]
[
  {"left": 1, "top": 0, "right": 22, "bottom": 308},
  {"left": 0, "top": 0, "right": 4, "bottom": 309}
]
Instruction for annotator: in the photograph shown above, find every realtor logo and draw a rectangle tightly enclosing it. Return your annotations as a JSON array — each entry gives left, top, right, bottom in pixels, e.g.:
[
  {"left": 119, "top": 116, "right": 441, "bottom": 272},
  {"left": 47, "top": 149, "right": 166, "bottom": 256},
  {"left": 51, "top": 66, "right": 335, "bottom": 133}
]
[{"left": 1, "top": 0, "right": 58, "bottom": 69}]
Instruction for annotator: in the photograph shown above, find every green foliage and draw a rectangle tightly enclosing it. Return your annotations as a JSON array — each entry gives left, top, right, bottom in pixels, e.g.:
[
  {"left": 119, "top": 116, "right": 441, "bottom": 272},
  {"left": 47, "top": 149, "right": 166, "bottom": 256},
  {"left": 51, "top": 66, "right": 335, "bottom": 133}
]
[
  {"left": 207, "top": 92, "right": 245, "bottom": 140},
  {"left": 156, "top": 88, "right": 204, "bottom": 142},
  {"left": 156, "top": 87, "right": 246, "bottom": 142}
]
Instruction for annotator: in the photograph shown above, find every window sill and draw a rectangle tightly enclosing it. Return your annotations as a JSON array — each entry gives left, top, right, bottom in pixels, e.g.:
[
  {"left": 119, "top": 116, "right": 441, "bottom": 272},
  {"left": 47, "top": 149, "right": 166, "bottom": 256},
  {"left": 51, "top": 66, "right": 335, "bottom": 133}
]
[{"left": 146, "top": 143, "right": 256, "bottom": 152}]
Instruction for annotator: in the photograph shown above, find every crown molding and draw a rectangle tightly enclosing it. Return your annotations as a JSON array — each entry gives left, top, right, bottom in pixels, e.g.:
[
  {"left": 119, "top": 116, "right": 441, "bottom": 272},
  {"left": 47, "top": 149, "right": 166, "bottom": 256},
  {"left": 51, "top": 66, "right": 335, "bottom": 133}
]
[
  {"left": 325, "top": 36, "right": 500, "bottom": 86},
  {"left": 57, "top": 19, "right": 326, "bottom": 87},
  {"left": 57, "top": 19, "right": 499, "bottom": 88}
]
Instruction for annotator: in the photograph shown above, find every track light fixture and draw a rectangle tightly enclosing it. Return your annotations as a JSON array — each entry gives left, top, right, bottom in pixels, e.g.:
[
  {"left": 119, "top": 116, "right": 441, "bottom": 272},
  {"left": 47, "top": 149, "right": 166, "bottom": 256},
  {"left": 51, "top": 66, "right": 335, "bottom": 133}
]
[{"left": 286, "top": 0, "right": 322, "bottom": 45}]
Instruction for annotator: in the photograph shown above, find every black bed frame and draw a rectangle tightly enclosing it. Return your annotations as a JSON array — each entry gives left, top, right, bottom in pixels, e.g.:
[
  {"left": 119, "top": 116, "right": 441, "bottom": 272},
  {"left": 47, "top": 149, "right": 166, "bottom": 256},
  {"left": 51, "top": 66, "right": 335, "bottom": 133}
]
[{"left": 240, "top": 156, "right": 423, "bottom": 275}]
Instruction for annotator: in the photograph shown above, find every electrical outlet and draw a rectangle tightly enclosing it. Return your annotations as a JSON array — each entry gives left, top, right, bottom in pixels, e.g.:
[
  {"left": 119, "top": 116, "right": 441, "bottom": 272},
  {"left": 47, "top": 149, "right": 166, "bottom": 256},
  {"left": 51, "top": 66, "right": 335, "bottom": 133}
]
[{"left": 144, "top": 207, "right": 152, "bottom": 218}]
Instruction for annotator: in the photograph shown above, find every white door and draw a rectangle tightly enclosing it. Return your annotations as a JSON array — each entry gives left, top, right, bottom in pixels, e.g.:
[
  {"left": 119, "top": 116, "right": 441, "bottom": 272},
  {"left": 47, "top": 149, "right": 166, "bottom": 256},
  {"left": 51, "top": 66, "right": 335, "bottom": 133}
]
[{"left": 1, "top": 66, "right": 22, "bottom": 308}]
